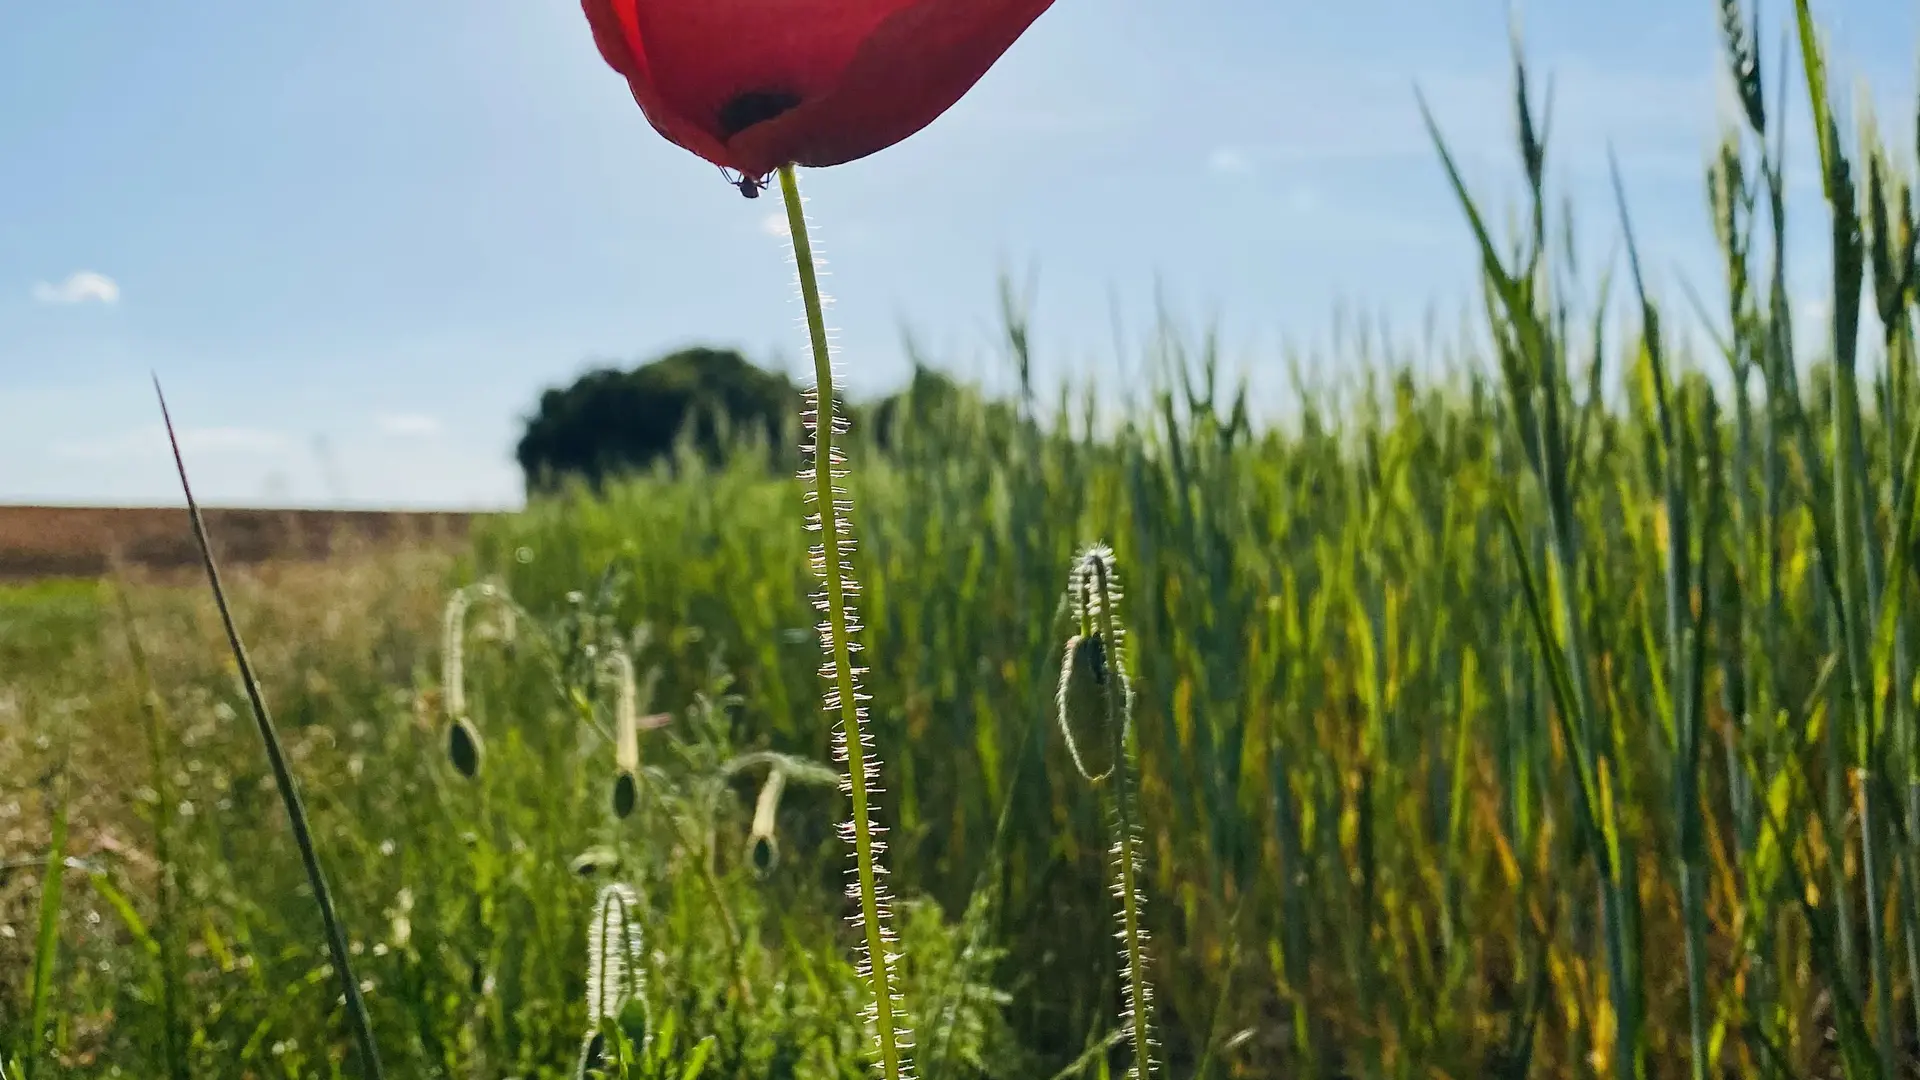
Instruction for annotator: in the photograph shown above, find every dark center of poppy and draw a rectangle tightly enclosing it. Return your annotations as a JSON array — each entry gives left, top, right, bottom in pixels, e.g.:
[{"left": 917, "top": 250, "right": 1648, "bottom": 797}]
[{"left": 717, "top": 89, "right": 802, "bottom": 138}]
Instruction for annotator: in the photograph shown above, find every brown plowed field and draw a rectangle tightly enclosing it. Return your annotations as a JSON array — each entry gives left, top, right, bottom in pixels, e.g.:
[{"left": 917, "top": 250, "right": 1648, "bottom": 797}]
[{"left": 0, "top": 505, "right": 491, "bottom": 579}]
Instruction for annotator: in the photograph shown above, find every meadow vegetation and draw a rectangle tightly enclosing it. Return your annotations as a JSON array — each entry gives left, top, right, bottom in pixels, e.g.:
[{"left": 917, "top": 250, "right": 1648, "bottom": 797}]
[{"left": 10, "top": 3, "right": 1920, "bottom": 1076}]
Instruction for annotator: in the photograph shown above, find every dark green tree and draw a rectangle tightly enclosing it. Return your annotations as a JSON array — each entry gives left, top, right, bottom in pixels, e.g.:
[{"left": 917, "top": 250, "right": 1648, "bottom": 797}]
[{"left": 516, "top": 347, "right": 797, "bottom": 493}]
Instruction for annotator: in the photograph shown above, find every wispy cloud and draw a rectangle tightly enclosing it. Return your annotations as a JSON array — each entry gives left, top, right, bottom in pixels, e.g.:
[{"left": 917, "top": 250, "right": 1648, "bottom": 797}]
[
  {"left": 50, "top": 424, "right": 289, "bottom": 462},
  {"left": 1208, "top": 146, "right": 1254, "bottom": 175},
  {"left": 377, "top": 412, "right": 443, "bottom": 437},
  {"left": 31, "top": 271, "right": 121, "bottom": 306}
]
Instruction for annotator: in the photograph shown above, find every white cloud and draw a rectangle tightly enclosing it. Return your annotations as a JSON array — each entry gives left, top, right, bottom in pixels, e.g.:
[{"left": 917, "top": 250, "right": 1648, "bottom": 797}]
[
  {"left": 1208, "top": 146, "right": 1254, "bottom": 175},
  {"left": 376, "top": 412, "right": 443, "bottom": 437},
  {"left": 50, "top": 424, "right": 289, "bottom": 462},
  {"left": 31, "top": 271, "right": 120, "bottom": 306},
  {"left": 760, "top": 212, "right": 790, "bottom": 238}
]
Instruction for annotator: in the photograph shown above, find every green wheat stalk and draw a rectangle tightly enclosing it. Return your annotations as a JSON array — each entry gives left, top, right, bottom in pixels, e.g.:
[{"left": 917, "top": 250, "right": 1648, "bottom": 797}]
[
  {"left": 1611, "top": 156, "right": 1723, "bottom": 1080},
  {"left": 776, "top": 163, "right": 912, "bottom": 1080},
  {"left": 1423, "top": 50, "right": 1650, "bottom": 1075},
  {"left": 1793, "top": 4, "right": 1904, "bottom": 1072}
]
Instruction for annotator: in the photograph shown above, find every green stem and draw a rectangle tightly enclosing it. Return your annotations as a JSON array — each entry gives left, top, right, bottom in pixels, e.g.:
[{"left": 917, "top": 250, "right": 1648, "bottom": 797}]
[
  {"left": 669, "top": 814, "right": 751, "bottom": 1009},
  {"left": 1090, "top": 556, "right": 1155, "bottom": 1080},
  {"left": 1837, "top": 356, "right": 1897, "bottom": 1075},
  {"left": 778, "top": 163, "right": 908, "bottom": 1080}
]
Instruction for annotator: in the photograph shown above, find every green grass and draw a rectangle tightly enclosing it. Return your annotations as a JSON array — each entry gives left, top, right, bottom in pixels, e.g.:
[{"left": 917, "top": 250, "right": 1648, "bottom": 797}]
[
  {"left": 0, "top": 579, "right": 104, "bottom": 676},
  {"left": 12, "top": 3, "right": 1920, "bottom": 1076}
]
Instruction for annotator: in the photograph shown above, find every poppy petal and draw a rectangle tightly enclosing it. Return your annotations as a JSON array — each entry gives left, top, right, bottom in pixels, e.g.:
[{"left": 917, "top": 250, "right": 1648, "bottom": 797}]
[
  {"left": 582, "top": 0, "right": 645, "bottom": 80},
  {"left": 582, "top": 0, "right": 733, "bottom": 168},
  {"left": 582, "top": 0, "right": 1057, "bottom": 181},
  {"left": 624, "top": 0, "right": 903, "bottom": 137},
  {"left": 724, "top": 0, "right": 1056, "bottom": 177}
]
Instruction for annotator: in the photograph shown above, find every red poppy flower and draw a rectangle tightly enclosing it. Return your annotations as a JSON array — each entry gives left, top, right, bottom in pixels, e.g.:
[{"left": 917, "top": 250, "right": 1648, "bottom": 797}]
[{"left": 582, "top": 0, "right": 1057, "bottom": 194}]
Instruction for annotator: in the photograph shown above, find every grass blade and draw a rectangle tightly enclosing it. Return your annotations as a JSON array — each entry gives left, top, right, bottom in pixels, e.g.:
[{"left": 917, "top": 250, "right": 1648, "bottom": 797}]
[
  {"left": 21, "top": 766, "right": 68, "bottom": 1080},
  {"left": 153, "top": 379, "right": 386, "bottom": 1079}
]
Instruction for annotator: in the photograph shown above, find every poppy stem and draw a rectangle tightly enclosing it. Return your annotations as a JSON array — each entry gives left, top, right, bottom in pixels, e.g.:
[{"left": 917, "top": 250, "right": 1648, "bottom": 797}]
[
  {"left": 1086, "top": 552, "right": 1156, "bottom": 1080},
  {"left": 777, "top": 163, "right": 911, "bottom": 1080}
]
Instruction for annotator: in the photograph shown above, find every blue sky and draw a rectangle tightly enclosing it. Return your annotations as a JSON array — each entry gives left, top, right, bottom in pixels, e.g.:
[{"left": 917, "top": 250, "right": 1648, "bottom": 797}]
[{"left": 2, "top": 1, "right": 1913, "bottom": 508}]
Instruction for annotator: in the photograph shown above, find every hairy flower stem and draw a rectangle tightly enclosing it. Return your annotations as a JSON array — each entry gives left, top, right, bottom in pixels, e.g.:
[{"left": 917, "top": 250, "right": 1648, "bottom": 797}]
[
  {"left": 1088, "top": 556, "right": 1155, "bottom": 1080},
  {"left": 778, "top": 163, "right": 909, "bottom": 1080}
]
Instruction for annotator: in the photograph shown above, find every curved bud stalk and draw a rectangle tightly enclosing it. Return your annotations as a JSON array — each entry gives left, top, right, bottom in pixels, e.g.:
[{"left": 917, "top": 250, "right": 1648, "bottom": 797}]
[
  {"left": 1064, "top": 545, "right": 1157, "bottom": 1078},
  {"left": 720, "top": 751, "right": 838, "bottom": 881},
  {"left": 442, "top": 586, "right": 474, "bottom": 722},
  {"left": 442, "top": 586, "right": 483, "bottom": 776},
  {"left": 747, "top": 764, "right": 787, "bottom": 878},
  {"left": 776, "top": 164, "right": 912, "bottom": 1080},
  {"left": 440, "top": 583, "right": 515, "bottom": 779},
  {"left": 606, "top": 650, "right": 641, "bottom": 818},
  {"left": 608, "top": 650, "right": 641, "bottom": 775},
  {"left": 577, "top": 883, "right": 649, "bottom": 1078}
]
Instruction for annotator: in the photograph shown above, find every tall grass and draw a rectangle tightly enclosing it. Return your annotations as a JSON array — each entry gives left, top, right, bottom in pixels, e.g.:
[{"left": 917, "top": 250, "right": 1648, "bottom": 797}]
[{"left": 14, "top": 1, "right": 1920, "bottom": 1076}]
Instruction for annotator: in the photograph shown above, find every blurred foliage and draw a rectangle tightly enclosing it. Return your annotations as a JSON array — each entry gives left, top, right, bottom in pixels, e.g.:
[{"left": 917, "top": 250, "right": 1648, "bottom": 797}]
[
  {"left": 515, "top": 348, "right": 799, "bottom": 494},
  {"left": 512, "top": 347, "right": 1025, "bottom": 499}
]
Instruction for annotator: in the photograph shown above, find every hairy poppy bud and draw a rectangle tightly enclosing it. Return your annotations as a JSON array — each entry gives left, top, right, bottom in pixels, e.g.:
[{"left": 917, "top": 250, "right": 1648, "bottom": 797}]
[
  {"left": 1057, "top": 633, "right": 1118, "bottom": 782},
  {"left": 587, "top": 883, "right": 645, "bottom": 1025},
  {"left": 1061, "top": 543, "right": 1156, "bottom": 1078},
  {"left": 611, "top": 769, "right": 638, "bottom": 819},
  {"left": 447, "top": 718, "right": 482, "bottom": 779},
  {"left": 577, "top": 882, "right": 649, "bottom": 1076},
  {"left": 571, "top": 847, "right": 621, "bottom": 877},
  {"left": 746, "top": 766, "right": 788, "bottom": 879}
]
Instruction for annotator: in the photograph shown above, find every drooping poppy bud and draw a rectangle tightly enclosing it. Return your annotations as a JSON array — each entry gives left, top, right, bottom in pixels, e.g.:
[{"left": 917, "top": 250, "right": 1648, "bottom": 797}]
[
  {"left": 1056, "top": 632, "right": 1118, "bottom": 783},
  {"left": 581, "top": 0, "right": 1058, "bottom": 192},
  {"left": 611, "top": 769, "right": 638, "bottom": 819},
  {"left": 447, "top": 718, "right": 483, "bottom": 779},
  {"left": 746, "top": 765, "right": 788, "bottom": 879},
  {"left": 571, "top": 846, "right": 622, "bottom": 877}
]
